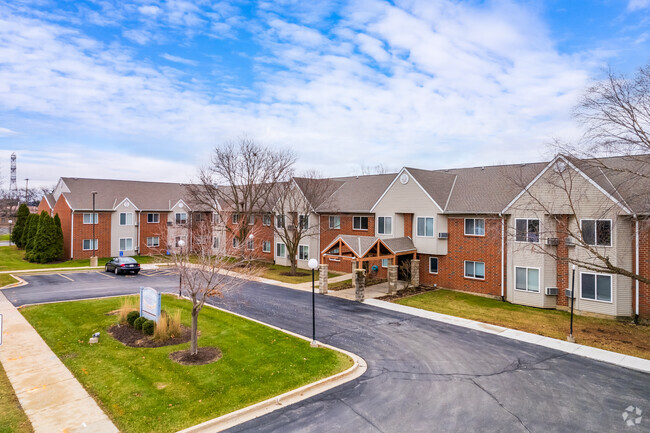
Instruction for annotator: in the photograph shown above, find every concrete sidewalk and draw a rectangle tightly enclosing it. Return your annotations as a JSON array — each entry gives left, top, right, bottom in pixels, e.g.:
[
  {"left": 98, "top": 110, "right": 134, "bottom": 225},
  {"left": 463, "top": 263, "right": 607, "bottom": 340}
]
[{"left": 0, "top": 291, "right": 118, "bottom": 433}]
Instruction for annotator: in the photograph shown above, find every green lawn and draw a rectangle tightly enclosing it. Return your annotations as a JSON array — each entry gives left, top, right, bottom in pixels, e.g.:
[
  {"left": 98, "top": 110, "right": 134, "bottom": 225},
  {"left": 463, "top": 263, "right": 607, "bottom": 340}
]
[
  {"left": 394, "top": 289, "right": 650, "bottom": 359},
  {"left": 0, "top": 234, "right": 10, "bottom": 241},
  {"left": 0, "top": 274, "right": 18, "bottom": 288},
  {"left": 21, "top": 295, "right": 351, "bottom": 433},
  {"left": 0, "top": 361, "right": 33, "bottom": 433},
  {"left": 261, "top": 263, "right": 340, "bottom": 284},
  {"left": 0, "top": 246, "right": 157, "bottom": 272}
]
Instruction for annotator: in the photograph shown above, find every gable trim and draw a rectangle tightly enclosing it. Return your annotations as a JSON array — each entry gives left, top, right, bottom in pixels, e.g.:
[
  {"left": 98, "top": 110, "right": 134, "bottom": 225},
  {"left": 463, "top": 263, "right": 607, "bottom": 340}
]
[{"left": 370, "top": 168, "right": 444, "bottom": 213}]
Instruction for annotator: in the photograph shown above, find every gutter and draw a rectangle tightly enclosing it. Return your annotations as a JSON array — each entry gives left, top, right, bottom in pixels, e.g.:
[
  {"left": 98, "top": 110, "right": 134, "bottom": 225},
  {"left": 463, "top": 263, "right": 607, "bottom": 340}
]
[
  {"left": 499, "top": 212, "right": 505, "bottom": 301},
  {"left": 70, "top": 210, "right": 74, "bottom": 259}
]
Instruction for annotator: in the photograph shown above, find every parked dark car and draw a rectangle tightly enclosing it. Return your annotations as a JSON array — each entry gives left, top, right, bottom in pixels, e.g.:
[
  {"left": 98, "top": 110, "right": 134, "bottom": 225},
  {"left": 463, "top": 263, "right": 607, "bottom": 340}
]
[{"left": 105, "top": 257, "right": 140, "bottom": 275}]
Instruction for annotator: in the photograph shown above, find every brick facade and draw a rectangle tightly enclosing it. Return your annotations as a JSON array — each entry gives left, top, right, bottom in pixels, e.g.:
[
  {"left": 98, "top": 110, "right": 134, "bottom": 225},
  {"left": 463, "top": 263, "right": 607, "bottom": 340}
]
[
  {"left": 52, "top": 197, "right": 72, "bottom": 259},
  {"left": 73, "top": 211, "right": 111, "bottom": 259},
  {"left": 634, "top": 219, "right": 650, "bottom": 318},
  {"left": 37, "top": 197, "right": 52, "bottom": 215},
  {"left": 319, "top": 214, "right": 375, "bottom": 273},
  {"left": 224, "top": 213, "right": 274, "bottom": 261},
  {"left": 139, "top": 211, "right": 169, "bottom": 255}
]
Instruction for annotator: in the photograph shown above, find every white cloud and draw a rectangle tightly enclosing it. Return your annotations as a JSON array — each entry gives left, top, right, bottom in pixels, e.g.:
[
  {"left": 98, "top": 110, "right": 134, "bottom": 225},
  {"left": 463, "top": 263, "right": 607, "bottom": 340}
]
[
  {"left": 0, "top": 127, "right": 17, "bottom": 137},
  {"left": 138, "top": 5, "right": 162, "bottom": 16},
  {"left": 160, "top": 53, "right": 198, "bottom": 66},
  {"left": 628, "top": 0, "right": 650, "bottom": 10}
]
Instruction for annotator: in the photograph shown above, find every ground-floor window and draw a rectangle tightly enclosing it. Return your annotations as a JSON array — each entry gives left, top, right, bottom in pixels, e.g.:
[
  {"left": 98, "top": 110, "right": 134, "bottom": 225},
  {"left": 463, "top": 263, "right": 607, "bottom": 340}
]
[
  {"left": 464, "top": 260, "right": 484, "bottom": 279},
  {"left": 429, "top": 257, "right": 438, "bottom": 274},
  {"left": 247, "top": 239, "right": 254, "bottom": 250},
  {"left": 581, "top": 272, "right": 612, "bottom": 302},
  {"left": 232, "top": 238, "right": 239, "bottom": 248},
  {"left": 146, "top": 237, "right": 159, "bottom": 247},
  {"left": 262, "top": 241, "right": 271, "bottom": 253},
  {"left": 82, "top": 239, "right": 98, "bottom": 250},
  {"left": 276, "top": 242, "right": 286, "bottom": 258},
  {"left": 213, "top": 237, "right": 220, "bottom": 249},
  {"left": 119, "top": 238, "right": 133, "bottom": 251},
  {"left": 515, "top": 266, "right": 539, "bottom": 292},
  {"left": 381, "top": 259, "right": 389, "bottom": 267},
  {"left": 298, "top": 244, "right": 309, "bottom": 260}
]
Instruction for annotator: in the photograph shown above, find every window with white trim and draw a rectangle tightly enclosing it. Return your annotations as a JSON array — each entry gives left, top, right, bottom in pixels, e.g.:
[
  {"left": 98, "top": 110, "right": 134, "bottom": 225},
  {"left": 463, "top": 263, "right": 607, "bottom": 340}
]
[
  {"left": 353, "top": 216, "right": 368, "bottom": 230},
  {"left": 515, "top": 266, "right": 539, "bottom": 292},
  {"left": 464, "top": 218, "right": 485, "bottom": 236},
  {"left": 299, "top": 214, "right": 309, "bottom": 229},
  {"left": 298, "top": 245, "right": 309, "bottom": 260},
  {"left": 212, "top": 213, "right": 221, "bottom": 224},
  {"left": 515, "top": 218, "right": 539, "bottom": 242},
  {"left": 276, "top": 242, "right": 286, "bottom": 258},
  {"left": 232, "top": 214, "right": 240, "bottom": 224},
  {"left": 276, "top": 215, "right": 285, "bottom": 229},
  {"left": 581, "top": 272, "right": 612, "bottom": 302},
  {"left": 248, "top": 214, "right": 255, "bottom": 225},
  {"left": 194, "top": 213, "right": 204, "bottom": 222},
  {"left": 464, "top": 261, "right": 485, "bottom": 279},
  {"left": 416, "top": 217, "right": 434, "bottom": 237},
  {"left": 247, "top": 239, "right": 254, "bottom": 250},
  {"left": 381, "top": 259, "right": 389, "bottom": 268},
  {"left": 175, "top": 213, "right": 187, "bottom": 225},
  {"left": 119, "top": 238, "right": 133, "bottom": 251},
  {"left": 119, "top": 212, "right": 133, "bottom": 226},
  {"left": 263, "top": 214, "right": 271, "bottom": 226},
  {"left": 146, "top": 237, "right": 159, "bottom": 247},
  {"left": 581, "top": 219, "right": 611, "bottom": 246},
  {"left": 429, "top": 257, "right": 438, "bottom": 274},
  {"left": 82, "top": 239, "right": 98, "bottom": 250},
  {"left": 213, "top": 237, "right": 220, "bottom": 249},
  {"left": 232, "top": 237, "right": 239, "bottom": 248},
  {"left": 377, "top": 216, "right": 392, "bottom": 235},
  {"left": 83, "top": 213, "right": 98, "bottom": 224},
  {"left": 329, "top": 215, "right": 340, "bottom": 229},
  {"left": 147, "top": 213, "right": 159, "bottom": 223},
  {"left": 262, "top": 241, "right": 271, "bottom": 253}
]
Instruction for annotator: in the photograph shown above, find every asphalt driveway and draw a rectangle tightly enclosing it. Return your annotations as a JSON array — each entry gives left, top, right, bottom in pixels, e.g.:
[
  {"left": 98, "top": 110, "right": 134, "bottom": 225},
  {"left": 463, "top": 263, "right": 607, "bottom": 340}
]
[{"left": 5, "top": 272, "right": 650, "bottom": 432}]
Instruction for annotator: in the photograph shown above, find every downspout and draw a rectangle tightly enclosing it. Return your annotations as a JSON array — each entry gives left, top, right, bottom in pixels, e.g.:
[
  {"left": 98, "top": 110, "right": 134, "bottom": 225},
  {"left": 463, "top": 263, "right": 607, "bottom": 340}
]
[
  {"left": 137, "top": 211, "right": 141, "bottom": 256},
  {"left": 499, "top": 213, "right": 505, "bottom": 302},
  {"left": 71, "top": 210, "right": 74, "bottom": 259},
  {"left": 635, "top": 217, "right": 640, "bottom": 324}
]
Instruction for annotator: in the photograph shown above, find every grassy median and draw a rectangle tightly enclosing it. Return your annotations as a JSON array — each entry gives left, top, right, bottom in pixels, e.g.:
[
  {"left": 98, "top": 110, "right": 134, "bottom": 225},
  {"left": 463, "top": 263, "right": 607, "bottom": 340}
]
[
  {"left": 260, "top": 263, "right": 339, "bottom": 284},
  {"left": 21, "top": 295, "right": 351, "bottom": 433},
  {"left": 0, "top": 362, "right": 33, "bottom": 433},
  {"left": 394, "top": 289, "right": 650, "bottom": 359}
]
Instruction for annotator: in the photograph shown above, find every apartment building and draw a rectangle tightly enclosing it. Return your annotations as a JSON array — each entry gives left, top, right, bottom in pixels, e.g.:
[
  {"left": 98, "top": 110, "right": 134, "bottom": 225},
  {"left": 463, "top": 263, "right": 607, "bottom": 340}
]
[{"left": 40, "top": 154, "right": 649, "bottom": 319}]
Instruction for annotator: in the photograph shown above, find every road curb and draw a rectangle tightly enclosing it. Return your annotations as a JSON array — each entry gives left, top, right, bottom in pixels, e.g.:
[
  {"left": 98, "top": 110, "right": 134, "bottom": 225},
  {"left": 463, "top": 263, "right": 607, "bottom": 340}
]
[
  {"left": 175, "top": 302, "right": 367, "bottom": 433},
  {"left": 364, "top": 298, "right": 650, "bottom": 374}
]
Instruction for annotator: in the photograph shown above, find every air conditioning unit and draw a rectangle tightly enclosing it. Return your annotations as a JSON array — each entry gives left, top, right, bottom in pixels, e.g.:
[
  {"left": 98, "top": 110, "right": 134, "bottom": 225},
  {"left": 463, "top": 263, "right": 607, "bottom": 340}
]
[
  {"left": 438, "top": 232, "right": 449, "bottom": 239},
  {"left": 565, "top": 288, "right": 576, "bottom": 298},
  {"left": 167, "top": 221, "right": 173, "bottom": 226},
  {"left": 287, "top": 225, "right": 296, "bottom": 231},
  {"left": 545, "top": 287, "right": 558, "bottom": 296},
  {"left": 545, "top": 238, "right": 559, "bottom": 246},
  {"left": 565, "top": 237, "right": 575, "bottom": 247}
]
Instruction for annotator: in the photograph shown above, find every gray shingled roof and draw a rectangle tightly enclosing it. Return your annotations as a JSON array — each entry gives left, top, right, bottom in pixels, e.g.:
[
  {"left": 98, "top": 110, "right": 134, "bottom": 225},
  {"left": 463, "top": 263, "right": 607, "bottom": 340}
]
[
  {"left": 315, "top": 173, "right": 396, "bottom": 213},
  {"left": 325, "top": 235, "right": 415, "bottom": 256}
]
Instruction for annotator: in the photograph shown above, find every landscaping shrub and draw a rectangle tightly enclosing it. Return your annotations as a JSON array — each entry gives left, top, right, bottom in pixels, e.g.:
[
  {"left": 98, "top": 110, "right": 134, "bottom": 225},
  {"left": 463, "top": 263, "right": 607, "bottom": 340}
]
[
  {"left": 153, "top": 312, "right": 169, "bottom": 340},
  {"left": 168, "top": 310, "right": 182, "bottom": 337},
  {"left": 126, "top": 311, "right": 140, "bottom": 326},
  {"left": 143, "top": 320, "right": 155, "bottom": 336},
  {"left": 134, "top": 316, "right": 146, "bottom": 330},
  {"left": 21, "top": 213, "right": 39, "bottom": 254},
  {"left": 53, "top": 214, "right": 65, "bottom": 260},
  {"left": 11, "top": 204, "right": 30, "bottom": 248},
  {"left": 29, "top": 211, "right": 59, "bottom": 263},
  {"left": 118, "top": 298, "right": 138, "bottom": 324}
]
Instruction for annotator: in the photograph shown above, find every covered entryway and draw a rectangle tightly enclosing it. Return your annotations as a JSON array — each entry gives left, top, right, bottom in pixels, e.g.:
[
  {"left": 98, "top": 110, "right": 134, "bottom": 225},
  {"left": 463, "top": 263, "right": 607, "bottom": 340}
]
[{"left": 321, "top": 235, "right": 416, "bottom": 268}]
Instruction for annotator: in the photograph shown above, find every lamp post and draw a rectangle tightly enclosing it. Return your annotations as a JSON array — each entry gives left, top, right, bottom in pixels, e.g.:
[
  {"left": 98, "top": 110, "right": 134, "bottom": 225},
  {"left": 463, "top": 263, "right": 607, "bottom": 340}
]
[
  {"left": 568, "top": 264, "right": 576, "bottom": 343},
  {"left": 248, "top": 233, "right": 254, "bottom": 261},
  {"left": 91, "top": 191, "right": 98, "bottom": 267},
  {"left": 308, "top": 258, "right": 319, "bottom": 347},
  {"left": 177, "top": 239, "right": 186, "bottom": 297},
  {"left": 8, "top": 220, "right": 12, "bottom": 246}
]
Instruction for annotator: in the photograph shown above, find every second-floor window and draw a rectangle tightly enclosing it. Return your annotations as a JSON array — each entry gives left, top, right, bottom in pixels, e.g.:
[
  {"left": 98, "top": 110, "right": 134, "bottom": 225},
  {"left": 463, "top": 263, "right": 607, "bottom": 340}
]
[
  {"left": 175, "top": 213, "right": 187, "bottom": 225},
  {"left": 83, "top": 213, "right": 98, "bottom": 224},
  {"left": 353, "top": 216, "right": 368, "bottom": 230},
  {"left": 581, "top": 219, "right": 611, "bottom": 246},
  {"left": 416, "top": 217, "right": 434, "bottom": 237},
  {"left": 147, "top": 213, "right": 159, "bottom": 223},
  {"left": 515, "top": 218, "right": 539, "bottom": 242},
  {"left": 232, "top": 214, "right": 239, "bottom": 224},
  {"left": 276, "top": 215, "right": 285, "bottom": 229},
  {"left": 249, "top": 215, "right": 255, "bottom": 225},
  {"left": 377, "top": 216, "right": 392, "bottom": 235},
  {"left": 299, "top": 214, "right": 309, "bottom": 229},
  {"left": 329, "top": 215, "right": 340, "bottom": 229},
  {"left": 263, "top": 214, "right": 271, "bottom": 226},
  {"left": 119, "top": 212, "right": 133, "bottom": 226},
  {"left": 194, "top": 213, "right": 204, "bottom": 222},
  {"left": 464, "top": 218, "right": 485, "bottom": 236}
]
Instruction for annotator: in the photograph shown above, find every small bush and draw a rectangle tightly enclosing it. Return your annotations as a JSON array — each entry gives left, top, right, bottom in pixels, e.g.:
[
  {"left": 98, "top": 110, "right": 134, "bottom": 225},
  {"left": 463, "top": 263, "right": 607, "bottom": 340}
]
[
  {"left": 126, "top": 311, "right": 140, "bottom": 326},
  {"left": 143, "top": 320, "right": 155, "bottom": 336},
  {"left": 119, "top": 298, "right": 139, "bottom": 324},
  {"left": 134, "top": 316, "right": 146, "bottom": 330}
]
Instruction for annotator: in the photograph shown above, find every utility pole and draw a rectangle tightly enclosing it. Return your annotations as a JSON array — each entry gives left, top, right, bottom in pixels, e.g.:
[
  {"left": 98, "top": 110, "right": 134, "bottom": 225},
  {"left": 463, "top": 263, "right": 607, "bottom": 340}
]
[{"left": 24, "top": 178, "right": 29, "bottom": 204}]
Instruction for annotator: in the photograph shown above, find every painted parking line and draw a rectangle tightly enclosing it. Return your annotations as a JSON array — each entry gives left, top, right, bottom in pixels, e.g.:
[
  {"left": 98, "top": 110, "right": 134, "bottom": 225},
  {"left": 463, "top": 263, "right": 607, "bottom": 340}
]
[
  {"left": 95, "top": 271, "right": 115, "bottom": 279},
  {"left": 57, "top": 273, "right": 74, "bottom": 282}
]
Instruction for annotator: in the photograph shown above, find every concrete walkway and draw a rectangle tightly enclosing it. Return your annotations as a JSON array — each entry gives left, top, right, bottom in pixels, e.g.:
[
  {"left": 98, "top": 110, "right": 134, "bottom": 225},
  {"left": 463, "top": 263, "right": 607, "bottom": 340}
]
[
  {"left": 0, "top": 291, "right": 118, "bottom": 433},
  {"left": 327, "top": 280, "right": 407, "bottom": 300}
]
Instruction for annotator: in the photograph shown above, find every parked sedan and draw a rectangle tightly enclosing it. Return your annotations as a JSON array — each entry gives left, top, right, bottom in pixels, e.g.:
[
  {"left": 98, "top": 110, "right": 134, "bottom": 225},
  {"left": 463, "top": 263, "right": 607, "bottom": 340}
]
[{"left": 105, "top": 257, "right": 141, "bottom": 275}]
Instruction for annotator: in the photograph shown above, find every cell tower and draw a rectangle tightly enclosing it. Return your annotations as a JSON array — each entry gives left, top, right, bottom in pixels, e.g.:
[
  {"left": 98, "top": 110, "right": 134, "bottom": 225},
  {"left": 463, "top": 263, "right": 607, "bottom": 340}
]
[{"left": 10, "top": 152, "right": 17, "bottom": 193}]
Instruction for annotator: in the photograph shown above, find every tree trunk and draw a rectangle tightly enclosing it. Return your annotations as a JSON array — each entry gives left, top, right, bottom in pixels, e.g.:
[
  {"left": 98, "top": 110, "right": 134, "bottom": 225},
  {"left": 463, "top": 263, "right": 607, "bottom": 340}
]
[
  {"left": 290, "top": 258, "right": 298, "bottom": 276},
  {"left": 191, "top": 307, "right": 199, "bottom": 356}
]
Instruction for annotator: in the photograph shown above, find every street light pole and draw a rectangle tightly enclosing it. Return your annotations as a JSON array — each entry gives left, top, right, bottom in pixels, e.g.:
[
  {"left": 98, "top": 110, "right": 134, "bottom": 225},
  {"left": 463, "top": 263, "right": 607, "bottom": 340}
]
[{"left": 308, "top": 258, "right": 319, "bottom": 347}]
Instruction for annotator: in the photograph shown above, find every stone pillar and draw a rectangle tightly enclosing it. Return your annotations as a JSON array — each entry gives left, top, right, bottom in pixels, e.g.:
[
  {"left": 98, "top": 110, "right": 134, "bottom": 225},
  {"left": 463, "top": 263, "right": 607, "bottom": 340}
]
[
  {"left": 410, "top": 259, "right": 420, "bottom": 287},
  {"left": 388, "top": 265, "right": 398, "bottom": 295},
  {"left": 319, "top": 264, "right": 329, "bottom": 294},
  {"left": 90, "top": 256, "right": 98, "bottom": 267},
  {"left": 351, "top": 260, "right": 358, "bottom": 286},
  {"left": 354, "top": 269, "right": 366, "bottom": 302}
]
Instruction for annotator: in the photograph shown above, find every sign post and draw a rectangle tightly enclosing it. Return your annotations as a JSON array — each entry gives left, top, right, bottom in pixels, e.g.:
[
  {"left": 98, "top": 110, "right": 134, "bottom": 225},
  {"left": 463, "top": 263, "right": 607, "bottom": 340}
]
[{"left": 140, "top": 287, "right": 161, "bottom": 323}]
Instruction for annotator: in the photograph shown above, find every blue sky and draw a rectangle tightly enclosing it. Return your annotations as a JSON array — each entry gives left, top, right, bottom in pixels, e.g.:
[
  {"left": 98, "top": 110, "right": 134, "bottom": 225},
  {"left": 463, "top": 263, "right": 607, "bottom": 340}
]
[{"left": 0, "top": 0, "right": 649, "bottom": 187}]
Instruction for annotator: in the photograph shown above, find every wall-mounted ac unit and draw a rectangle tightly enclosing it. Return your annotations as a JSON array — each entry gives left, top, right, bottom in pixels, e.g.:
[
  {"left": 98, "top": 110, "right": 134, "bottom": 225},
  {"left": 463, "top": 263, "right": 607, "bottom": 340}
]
[
  {"left": 565, "top": 237, "right": 575, "bottom": 247},
  {"left": 545, "top": 287, "right": 558, "bottom": 296},
  {"left": 287, "top": 225, "right": 296, "bottom": 231},
  {"left": 438, "top": 232, "right": 449, "bottom": 239},
  {"left": 167, "top": 221, "right": 173, "bottom": 226},
  {"left": 564, "top": 288, "right": 576, "bottom": 298},
  {"left": 545, "top": 238, "right": 559, "bottom": 246}
]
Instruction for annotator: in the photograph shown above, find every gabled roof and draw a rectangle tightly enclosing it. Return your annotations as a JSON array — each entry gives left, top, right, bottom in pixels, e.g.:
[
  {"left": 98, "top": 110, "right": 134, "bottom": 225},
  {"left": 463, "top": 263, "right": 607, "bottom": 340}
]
[
  {"left": 43, "top": 193, "right": 55, "bottom": 209},
  {"left": 314, "top": 173, "right": 397, "bottom": 213},
  {"left": 321, "top": 235, "right": 415, "bottom": 257}
]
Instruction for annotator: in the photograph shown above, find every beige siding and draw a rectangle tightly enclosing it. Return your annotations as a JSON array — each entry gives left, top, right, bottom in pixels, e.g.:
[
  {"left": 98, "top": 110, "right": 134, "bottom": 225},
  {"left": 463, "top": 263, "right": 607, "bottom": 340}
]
[
  {"left": 167, "top": 202, "right": 190, "bottom": 253},
  {"left": 111, "top": 199, "right": 138, "bottom": 257}
]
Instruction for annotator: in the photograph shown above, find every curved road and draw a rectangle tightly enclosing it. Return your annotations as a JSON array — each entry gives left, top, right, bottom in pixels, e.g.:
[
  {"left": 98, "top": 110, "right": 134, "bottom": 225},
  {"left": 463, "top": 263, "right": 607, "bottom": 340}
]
[{"left": 5, "top": 271, "right": 650, "bottom": 432}]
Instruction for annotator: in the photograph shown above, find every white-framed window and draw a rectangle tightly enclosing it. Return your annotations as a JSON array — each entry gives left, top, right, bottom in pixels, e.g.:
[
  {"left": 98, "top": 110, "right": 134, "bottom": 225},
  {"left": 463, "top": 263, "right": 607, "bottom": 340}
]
[
  {"left": 263, "top": 214, "right": 271, "bottom": 226},
  {"left": 429, "top": 257, "right": 438, "bottom": 274},
  {"left": 464, "top": 218, "right": 485, "bottom": 236},
  {"left": 194, "top": 213, "right": 204, "bottom": 222},
  {"left": 83, "top": 213, "right": 98, "bottom": 224},
  {"left": 381, "top": 259, "right": 389, "bottom": 268},
  {"left": 213, "top": 237, "right": 220, "bottom": 249},
  {"left": 276, "top": 215, "right": 285, "bottom": 229},
  {"left": 515, "top": 266, "right": 540, "bottom": 292},
  {"left": 212, "top": 213, "right": 221, "bottom": 224},
  {"left": 232, "top": 237, "right": 240, "bottom": 248},
  {"left": 353, "top": 216, "right": 368, "bottom": 230},
  {"left": 147, "top": 213, "right": 159, "bottom": 223},
  {"left": 276, "top": 242, "right": 286, "bottom": 258},
  {"left": 262, "top": 240, "right": 271, "bottom": 253},
  {"left": 299, "top": 214, "right": 309, "bottom": 229},
  {"left": 175, "top": 236, "right": 186, "bottom": 247},
  {"left": 248, "top": 214, "right": 255, "bottom": 225},
  {"left": 175, "top": 212, "right": 187, "bottom": 225},
  {"left": 581, "top": 272, "right": 612, "bottom": 302},
  {"left": 464, "top": 261, "right": 485, "bottom": 279},
  {"left": 247, "top": 239, "right": 254, "bottom": 250},
  {"left": 146, "top": 236, "right": 159, "bottom": 247},
  {"left": 298, "top": 245, "right": 309, "bottom": 260},
  {"left": 82, "top": 239, "right": 98, "bottom": 250},
  {"left": 232, "top": 214, "right": 240, "bottom": 224},
  {"left": 515, "top": 218, "right": 540, "bottom": 242},
  {"left": 119, "top": 212, "right": 133, "bottom": 226},
  {"left": 581, "top": 219, "right": 612, "bottom": 247},
  {"left": 377, "top": 216, "right": 392, "bottom": 235},
  {"left": 329, "top": 215, "right": 340, "bottom": 229},
  {"left": 119, "top": 238, "right": 133, "bottom": 251},
  {"left": 416, "top": 217, "right": 434, "bottom": 237}
]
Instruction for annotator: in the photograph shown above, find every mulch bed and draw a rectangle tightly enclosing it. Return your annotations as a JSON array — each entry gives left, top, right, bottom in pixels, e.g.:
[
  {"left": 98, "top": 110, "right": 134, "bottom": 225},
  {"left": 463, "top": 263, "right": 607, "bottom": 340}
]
[
  {"left": 280, "top": 271, "right": 311, "bottom": 277},
  {"left": 377, "top": 285, "right": 436, "bottom": 301},
  {"left": 108, "top": 324, "right": 192, "bottom": 348},
  {"left": 169, "top": 347, "right": 222, "bottom": 366}
]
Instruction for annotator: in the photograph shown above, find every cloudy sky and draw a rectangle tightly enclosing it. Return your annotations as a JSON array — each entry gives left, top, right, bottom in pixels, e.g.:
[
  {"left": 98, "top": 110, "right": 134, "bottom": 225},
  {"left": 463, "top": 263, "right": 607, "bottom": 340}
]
[{"left": 0, "top": 0, "right": 649, "bottom": 187}]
